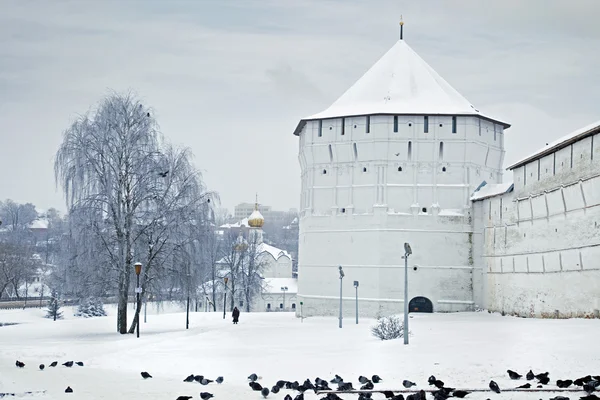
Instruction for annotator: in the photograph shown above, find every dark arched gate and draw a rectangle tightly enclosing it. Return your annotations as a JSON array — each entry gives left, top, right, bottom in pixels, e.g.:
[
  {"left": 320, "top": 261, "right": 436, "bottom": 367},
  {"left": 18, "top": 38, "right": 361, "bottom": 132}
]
[{"left": 409, "top": 296, "right": 433, "bottom": 313}]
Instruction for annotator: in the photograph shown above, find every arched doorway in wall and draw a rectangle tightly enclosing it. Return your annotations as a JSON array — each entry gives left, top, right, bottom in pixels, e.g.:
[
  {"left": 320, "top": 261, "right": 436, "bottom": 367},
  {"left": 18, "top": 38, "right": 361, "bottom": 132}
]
[{"left": 408, "top": 296, "right": 433, "bottom": 313}]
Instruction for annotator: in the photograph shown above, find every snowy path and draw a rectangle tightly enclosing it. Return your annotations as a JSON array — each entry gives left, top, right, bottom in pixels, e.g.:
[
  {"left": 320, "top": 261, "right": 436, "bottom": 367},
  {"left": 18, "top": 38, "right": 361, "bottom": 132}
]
[{"left": 1, "top": 306, "right": 599, "bottom": 399}]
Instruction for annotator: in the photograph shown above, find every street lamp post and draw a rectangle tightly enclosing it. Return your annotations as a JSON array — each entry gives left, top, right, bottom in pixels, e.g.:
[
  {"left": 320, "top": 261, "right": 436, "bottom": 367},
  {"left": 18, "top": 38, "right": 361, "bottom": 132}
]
[
  {"left": 281, "top": 286, "right": 288, "bottom": 311},
  {"left": 223, "top": 277, "right": 228, "bottom": 319},
  {"left": 134, "top": 262, "right": 142, "bottom": 338},
  {"left": 338, "top": 265, "right": 344, "bottom": 329},
  {"left": 354, "top": 281, "right": 359, "bottom": 324},
  {"left": 186, "top": 264, "right": 191, "bottom": 330},
  {"left": 403, "top": 242, "right": 412, "bottom": 345}
]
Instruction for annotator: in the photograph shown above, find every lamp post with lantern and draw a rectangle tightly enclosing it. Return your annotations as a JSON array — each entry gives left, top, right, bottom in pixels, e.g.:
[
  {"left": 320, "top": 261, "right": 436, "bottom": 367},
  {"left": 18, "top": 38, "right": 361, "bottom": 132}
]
[
  {"left": 134, "top": 262, "right": 142, "bottom": 338},
  {"left": 223, "top": 277, "right": 229, "bottom": 319}
]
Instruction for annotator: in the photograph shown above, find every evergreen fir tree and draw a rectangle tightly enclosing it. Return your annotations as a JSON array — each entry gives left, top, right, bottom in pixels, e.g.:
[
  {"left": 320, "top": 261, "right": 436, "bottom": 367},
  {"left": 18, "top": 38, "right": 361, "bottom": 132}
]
[
  {"left": 75, "top": 297, "right": 107, "bottom": 318},
  {"left": 45, "top": 290, "right": 63, "bottom": 321}
]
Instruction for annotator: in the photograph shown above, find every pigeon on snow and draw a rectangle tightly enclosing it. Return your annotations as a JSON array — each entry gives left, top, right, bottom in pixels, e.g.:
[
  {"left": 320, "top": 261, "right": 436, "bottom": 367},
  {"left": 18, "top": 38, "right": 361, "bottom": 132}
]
[
  {"left": 507, "top": 369, "right": 522, "bottom": 380},
  {"left": 526, "top": 370, "right": 535, "bottom": 380},
  {"left": 489, "top": 380, "right": 501, "bottom": 393}
]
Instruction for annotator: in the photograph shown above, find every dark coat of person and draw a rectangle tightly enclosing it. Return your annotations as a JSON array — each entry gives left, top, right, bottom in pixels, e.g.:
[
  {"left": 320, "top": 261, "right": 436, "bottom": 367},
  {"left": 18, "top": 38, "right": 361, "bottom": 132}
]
[{"left": 232, "top": 307, "right": 240, "bottom": 324}]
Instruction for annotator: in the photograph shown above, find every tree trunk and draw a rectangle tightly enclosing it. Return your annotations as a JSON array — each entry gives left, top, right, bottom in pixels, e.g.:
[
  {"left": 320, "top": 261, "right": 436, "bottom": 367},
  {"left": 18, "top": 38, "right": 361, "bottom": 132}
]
[
  {"left": 116, "top": 277, "right": 128, "bottom": 333},
  {"left": 127, "top": 295, "right": 142, "bottom": 333},
  {"left": 245, "top": 288, "right": 250, "bottom": 313}
]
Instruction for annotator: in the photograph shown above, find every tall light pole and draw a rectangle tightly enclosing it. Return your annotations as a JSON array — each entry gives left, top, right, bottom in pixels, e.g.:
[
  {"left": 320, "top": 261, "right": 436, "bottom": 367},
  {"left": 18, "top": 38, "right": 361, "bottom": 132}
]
[
  {"left": 186, "top": 265, "right": 191, "bottom": 330},
  {"left": 354, "top": 281, "right": 359, "bottom": 324},
  {"left": 134, "top": 262, "right": 142, "bottom": 338},
  {"left": 281, "top": 286, "right": 288, "bottom": 311},
  {"left": 403, "top": 242, "right": 412, "bottom": 345},
  {"left": 338, "top": 265, "right": 344, "bottom": 328},
  {"left": 223, "top": 277, "right": 228, "bottom": 319}
]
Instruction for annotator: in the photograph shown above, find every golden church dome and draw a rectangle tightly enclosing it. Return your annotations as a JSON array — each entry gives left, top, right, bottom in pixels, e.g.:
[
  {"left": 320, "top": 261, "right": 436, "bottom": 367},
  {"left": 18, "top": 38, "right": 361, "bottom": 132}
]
[{"left": 247, "top": 203, "right": 264, "bottom": 228}]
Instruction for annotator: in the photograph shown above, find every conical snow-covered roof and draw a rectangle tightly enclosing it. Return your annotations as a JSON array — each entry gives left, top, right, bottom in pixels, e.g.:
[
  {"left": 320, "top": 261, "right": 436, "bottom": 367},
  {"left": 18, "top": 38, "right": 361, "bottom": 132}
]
[{"left": 293, "top": 40, "right": 509, "bottom": 135}]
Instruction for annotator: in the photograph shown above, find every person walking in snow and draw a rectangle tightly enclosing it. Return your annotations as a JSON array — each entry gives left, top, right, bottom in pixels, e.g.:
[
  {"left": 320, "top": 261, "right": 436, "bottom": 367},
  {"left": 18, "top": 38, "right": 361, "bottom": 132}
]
[{"left": 232, "top": 307, "right": 240, "bottom": 324}]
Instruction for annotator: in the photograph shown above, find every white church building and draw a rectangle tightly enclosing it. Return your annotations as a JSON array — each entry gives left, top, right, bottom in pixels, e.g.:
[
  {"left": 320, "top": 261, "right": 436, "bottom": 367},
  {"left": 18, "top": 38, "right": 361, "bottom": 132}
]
[
  {"left": 213, "top": 203, "right": 297, "bottom": 312},
  {"left": 293, "top": 33, "right": 600, "bottom": 318}
]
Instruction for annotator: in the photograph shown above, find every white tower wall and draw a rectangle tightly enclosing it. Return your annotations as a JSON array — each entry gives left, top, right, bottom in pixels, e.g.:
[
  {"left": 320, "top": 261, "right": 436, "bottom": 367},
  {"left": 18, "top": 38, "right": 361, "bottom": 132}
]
[
  {"left": 297, "top": 114, "right": 505, "bottom": 316},
  {"left": 293, "top": 39, "right": 509, "bottom": 317}
]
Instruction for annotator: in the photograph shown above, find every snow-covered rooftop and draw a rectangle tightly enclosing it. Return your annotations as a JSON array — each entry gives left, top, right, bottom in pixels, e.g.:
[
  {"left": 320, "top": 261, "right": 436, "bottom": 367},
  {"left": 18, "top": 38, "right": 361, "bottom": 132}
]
[
  {"left": 470, "top": 182, "right": 514, "bottom": 202},
  {"left": 29, "top": 219, "right": 49, "bottom": 230},
  {"left": 220, "top": 218, "right": 250, "bottom": 229},
  {"left": 262, "top": 277, "right": 298, "bottom": 294},
  {"left": 215, "top": 242, "right": 291, "bottom": 265},
  {"left": 293, "top": 40, "right": 509, "bottom": 135},
  {"left": 258, "top": 242, "right": 291, "bottom": 261},
  {"left": 507, "top": 120, "right": 600, "bottom": 170}
]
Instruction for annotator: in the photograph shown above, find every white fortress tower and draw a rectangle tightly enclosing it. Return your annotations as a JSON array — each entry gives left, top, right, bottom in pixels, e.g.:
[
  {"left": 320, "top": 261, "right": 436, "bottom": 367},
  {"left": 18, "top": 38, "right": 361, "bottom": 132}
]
[{"left": 293, "top": 31, "right": 510, "bottom": 317}]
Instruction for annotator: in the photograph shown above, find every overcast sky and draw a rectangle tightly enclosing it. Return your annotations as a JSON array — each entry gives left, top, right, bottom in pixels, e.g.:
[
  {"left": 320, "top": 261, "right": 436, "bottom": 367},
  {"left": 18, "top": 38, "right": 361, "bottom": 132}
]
[{"left": 1, "top": 0, "right": 599, "bottom": 214}]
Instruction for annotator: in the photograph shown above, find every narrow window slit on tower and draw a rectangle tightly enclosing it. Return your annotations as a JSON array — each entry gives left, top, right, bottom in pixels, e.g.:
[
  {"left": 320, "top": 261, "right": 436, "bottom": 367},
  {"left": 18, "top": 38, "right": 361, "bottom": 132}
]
[
  {"left": 323, "top": 169, "right": 327, "bottom": 174},
  {"left": 442, "top": 166, "right": 446, "bottom": 172},
  {"left": 341, "top": 118, "right": 345, "bottom": 135},
  {"left": 363, "top": 167, "right": 367, "bottom": 173},
  {"left": 318, "top": 120, "right": 322, "bottom": 137},
  {"left": 439, "top": 142, "right": 444, "bottom": 160},
  {"left": 393, "top": 116, "right": 398, "bottom": 132},
  {"left": 424, "top": 116, "right": 429, "bottom": 133},
  {"left": 353, "top": 143, "right": 358, "bottom": 161},
  {"left": 328, "top": 144, "right": 333, "bottom": 162},
  {"left": 398, "top": 166, "right": 403, "bottom": 172},
  {"left": 408, "top": 141, "right": 412, "bottom": 161},
  {"left": 366, "top": 116, "right": 370, "bottom": 133},
  {"left": 452, "top": 116, "right": 457, "bottom": 133}
]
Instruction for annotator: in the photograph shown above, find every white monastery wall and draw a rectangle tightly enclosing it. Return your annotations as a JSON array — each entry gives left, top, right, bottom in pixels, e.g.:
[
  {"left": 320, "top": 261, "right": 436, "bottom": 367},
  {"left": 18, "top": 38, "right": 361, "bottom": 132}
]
[
  {"left": 474, "top": 131, "right": 600, "bottom": 317},
  {"left": 297, "top": 211, "right": 476, "bottom": 317}
]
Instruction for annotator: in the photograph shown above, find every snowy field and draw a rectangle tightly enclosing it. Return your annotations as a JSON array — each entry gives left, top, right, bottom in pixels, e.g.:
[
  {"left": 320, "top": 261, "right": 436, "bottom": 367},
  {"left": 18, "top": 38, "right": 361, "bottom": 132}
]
[{"left": 1, "top": 304, "right": 599, "bottom": 399}]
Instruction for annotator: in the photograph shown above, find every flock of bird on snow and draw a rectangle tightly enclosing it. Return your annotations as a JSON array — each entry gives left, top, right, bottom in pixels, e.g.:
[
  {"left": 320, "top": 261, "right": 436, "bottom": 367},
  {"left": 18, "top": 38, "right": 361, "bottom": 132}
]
[{"left": 12, "top": 360, "right": 600, "bottom": 400}]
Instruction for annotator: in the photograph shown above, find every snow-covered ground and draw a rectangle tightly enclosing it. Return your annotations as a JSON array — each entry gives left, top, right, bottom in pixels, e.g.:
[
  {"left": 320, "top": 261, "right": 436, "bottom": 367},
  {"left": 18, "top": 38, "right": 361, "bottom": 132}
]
[{"left": 1, "top": 305, "right": 599, "bottom": 399}]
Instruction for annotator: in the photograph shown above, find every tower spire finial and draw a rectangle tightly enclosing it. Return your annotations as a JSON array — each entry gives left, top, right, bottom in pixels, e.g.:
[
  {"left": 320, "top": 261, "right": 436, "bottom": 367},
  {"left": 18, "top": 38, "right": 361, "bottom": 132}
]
[
  {"left": 399, "top": 15, "right": 404, "bottom": 40},
  {"left": 254, "top": 193, "right": 258, "bottom": 210}
]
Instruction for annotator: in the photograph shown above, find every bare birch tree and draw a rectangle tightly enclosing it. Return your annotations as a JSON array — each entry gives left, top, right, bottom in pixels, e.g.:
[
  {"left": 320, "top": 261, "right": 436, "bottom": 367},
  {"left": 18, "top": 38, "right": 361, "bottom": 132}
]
[
  {"left": 54, "top": 92, "right": 215, "bottom": 334},
  {"left": 240, "top": 232, "right": 267, "bottom": 312}
]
